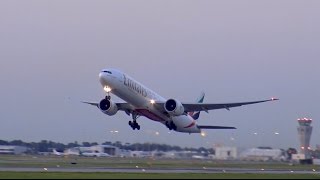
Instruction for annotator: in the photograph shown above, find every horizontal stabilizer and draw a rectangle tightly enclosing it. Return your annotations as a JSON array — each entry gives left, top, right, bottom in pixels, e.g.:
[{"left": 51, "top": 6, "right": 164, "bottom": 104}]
[
  {"left": 198, "top": 125, "right": 236, "bottom": 129},
  {"left": 82, "top": 101, "right": 99, "bottom": 107}
]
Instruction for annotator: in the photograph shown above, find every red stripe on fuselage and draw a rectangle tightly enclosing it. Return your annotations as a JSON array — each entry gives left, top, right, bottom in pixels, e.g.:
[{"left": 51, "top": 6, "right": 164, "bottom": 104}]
[
  {"left": 135, "top": 109, "right": 166, "bottom": 122},
  {"left": 184, "top": 121, "right": 196, "bottom": 128}
]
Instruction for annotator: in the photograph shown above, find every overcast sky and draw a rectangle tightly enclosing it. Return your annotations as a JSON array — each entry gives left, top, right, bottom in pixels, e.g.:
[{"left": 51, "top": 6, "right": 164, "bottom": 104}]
[{"left": 0, "top": 0, "right": 319, "bottom": 150}]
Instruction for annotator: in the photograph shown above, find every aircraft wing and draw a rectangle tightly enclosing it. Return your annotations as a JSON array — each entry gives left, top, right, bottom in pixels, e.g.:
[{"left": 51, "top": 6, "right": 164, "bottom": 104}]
[
  {"left": 153, "top": 98, "right": 278, "bottom": 113},
  {"left": 83, "top": 98, "right": 278, "bottom": 114},
  {"left": 181, "top": 98, "right": 278, "bottom": 112},
  {"left": 81, "top": 101, "right": 135, "bottom": 111}
]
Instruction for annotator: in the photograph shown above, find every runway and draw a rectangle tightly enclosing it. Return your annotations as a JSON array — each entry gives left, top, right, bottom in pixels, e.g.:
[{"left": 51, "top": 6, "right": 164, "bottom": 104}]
[{"left": 0, "top": 167, "right": 318, "bottom": 174}]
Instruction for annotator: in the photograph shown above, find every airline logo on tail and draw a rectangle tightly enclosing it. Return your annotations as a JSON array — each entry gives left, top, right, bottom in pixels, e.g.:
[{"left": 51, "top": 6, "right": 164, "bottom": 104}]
[{"left": 188, "top": 92, "right": 205, "bottom": 120}]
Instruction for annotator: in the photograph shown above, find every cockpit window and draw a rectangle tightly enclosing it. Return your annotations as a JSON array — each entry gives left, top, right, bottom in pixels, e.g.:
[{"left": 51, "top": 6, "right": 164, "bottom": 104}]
[{"left": 103, "top": 71, "right": 112, "bottom": 74}]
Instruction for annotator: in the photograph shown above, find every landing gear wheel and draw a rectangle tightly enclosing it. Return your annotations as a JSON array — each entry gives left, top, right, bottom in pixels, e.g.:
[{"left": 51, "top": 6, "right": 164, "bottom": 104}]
[
  {"left": 129, "top": 121, "right": 135, "bottom": 130},
  {"left": 129, "top": 120, "right": 140, "bottom": 130},
  {"left": 170, "top": 121, "right": 177, "bottom": 130},
  {"left": 128, "top": 111, "right": 141, "bottom": 130},
  {"left": 166, "top": 121, "right": 173, "bottom": 130},
  {"left": 133, "top": 121, "right": 140, "bottom": 130},
  {"left": 166, "top": 121, "right": 177, "bottom": 131}
]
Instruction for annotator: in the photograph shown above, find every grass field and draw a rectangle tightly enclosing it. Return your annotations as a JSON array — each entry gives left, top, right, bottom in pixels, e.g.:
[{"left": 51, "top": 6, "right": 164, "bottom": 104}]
[{"left": 0, "top": 155, "right": 319, "bottom": 170}]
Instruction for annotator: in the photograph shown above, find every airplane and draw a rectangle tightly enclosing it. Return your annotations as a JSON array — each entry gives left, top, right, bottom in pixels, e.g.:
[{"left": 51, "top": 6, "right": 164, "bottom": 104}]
[
  {"left": 83, "top": 68, "right": 278, "bottom": 134},
  {"left": 52, "top": 149, "right": 64, "bottom": 156},
  {"left": 81, "top": 150, "right": 111, "bottom": 157},
  {"left": 52, "top": 148, "right": 80, "bottom": 156},
  {"left": 52, "top": 148, "right": 110, "bottom": 157}
]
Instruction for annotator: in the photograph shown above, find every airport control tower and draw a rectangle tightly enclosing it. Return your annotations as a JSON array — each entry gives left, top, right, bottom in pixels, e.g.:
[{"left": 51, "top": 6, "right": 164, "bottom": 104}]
[{"left": 297, "top": 118, "right": 313, "bottom": 164}]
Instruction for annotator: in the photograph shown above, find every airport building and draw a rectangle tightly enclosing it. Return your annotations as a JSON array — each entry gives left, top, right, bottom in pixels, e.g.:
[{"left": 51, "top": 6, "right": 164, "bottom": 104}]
[
  {"left": 89, "top": 144, "right": 119, "bottom": 156},
  {"left": 63, "top": 144, "right": 120, "bottom": 157},
  {"left": 239, "top": 147, "right": 285, "bottom": 161},
  {"left": 0, "top": 145, "right": 28, "bottom": 155},
  {"left": 210, "top": 146, "right": 237, "bottom": 160}
]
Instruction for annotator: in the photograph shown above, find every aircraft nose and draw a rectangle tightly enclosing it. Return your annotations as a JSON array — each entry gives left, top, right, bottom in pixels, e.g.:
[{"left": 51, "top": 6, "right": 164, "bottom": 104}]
[
  {"left": 99, "top": 72, "right": 104, "bottom": 79},
  {"left": 99, "top": 71, "right": 108, "bottom": 85}
]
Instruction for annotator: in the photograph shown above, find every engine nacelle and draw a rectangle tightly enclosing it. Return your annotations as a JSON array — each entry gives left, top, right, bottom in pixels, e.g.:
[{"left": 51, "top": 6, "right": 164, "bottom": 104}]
[
  {"left": 164, "top": 99, "right": 185, "bottom": 116},
  {"left": 98, "top": 99, "right": 118, "bottom": 116}
]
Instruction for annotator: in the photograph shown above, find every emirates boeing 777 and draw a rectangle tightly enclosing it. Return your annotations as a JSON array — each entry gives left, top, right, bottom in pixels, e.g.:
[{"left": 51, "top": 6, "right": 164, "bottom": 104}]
[{"left": 83, "top": 68, "right": 278, "bottom": 134}]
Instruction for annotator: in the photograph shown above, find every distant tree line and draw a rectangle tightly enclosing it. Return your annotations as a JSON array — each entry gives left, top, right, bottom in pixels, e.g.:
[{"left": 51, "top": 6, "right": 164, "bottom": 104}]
[{"left": 0, "top": 139, "right": 214, "bottom": 154}]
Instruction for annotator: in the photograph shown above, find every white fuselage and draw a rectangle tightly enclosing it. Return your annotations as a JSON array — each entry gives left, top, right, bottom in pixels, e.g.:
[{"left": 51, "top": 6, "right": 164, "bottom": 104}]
[{"left": 99, "top": 69, "right": 201, "bottom": 133}]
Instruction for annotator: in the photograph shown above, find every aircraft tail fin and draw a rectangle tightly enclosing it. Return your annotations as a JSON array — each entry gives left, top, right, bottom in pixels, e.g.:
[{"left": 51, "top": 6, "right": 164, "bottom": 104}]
[
  {"left": 188, "top": 92, "right": 205, "bottom": 120},
  {"left": 198, "top": 125, "right": 236, "bottom": 129},
  {"left": 53, "top": 149, "right": 62, "bottom": 155}
]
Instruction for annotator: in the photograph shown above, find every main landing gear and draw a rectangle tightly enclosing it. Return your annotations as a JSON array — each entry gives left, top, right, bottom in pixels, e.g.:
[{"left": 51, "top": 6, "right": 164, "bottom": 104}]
[
  {"left": 129, "top": 121, "right": 140, "bottom": 130},
  {"left": 129, "top": 112, "right": 140, "bottom": 130},
  {"left": 166, "top": 121, "right": 177, "bottom": 131}
]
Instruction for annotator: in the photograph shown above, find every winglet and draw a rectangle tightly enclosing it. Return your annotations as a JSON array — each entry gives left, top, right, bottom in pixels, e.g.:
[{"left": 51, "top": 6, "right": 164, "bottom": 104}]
[{"left": 270, "top": 97, "right": 279, "bottom": 101}]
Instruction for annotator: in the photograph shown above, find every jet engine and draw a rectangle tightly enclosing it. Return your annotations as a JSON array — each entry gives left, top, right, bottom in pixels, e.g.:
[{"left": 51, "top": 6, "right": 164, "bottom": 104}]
[
  {"left": 164, "top": 99, "right": 185, "bottom": 116},
  {"left": 98, "top": 99, "right": 118, "bottom": 116}
]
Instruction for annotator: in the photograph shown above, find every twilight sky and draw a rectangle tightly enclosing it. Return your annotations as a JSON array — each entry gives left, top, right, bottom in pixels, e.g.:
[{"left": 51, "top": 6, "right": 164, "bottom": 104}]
[{"left": 0, "top": 0, "right": 319, "bottom": 149}]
